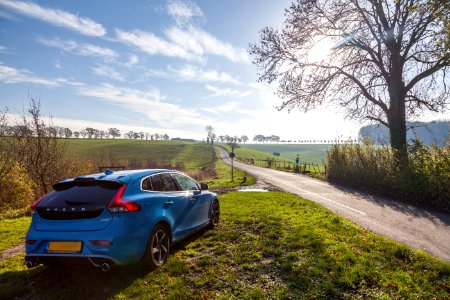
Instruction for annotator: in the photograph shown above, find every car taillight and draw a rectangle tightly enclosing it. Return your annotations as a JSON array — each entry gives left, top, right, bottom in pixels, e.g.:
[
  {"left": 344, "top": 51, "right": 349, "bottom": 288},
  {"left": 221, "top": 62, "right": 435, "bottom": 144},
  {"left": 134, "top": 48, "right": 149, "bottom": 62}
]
[
  {"left": 107, "top": 185, "right": 141, "bottom": 213},
  {"left": 30, "top": 197, "right": 44, "bottom": 215},
  {"left": 90, "top": 240, "right": 113, "bottom": 246}
]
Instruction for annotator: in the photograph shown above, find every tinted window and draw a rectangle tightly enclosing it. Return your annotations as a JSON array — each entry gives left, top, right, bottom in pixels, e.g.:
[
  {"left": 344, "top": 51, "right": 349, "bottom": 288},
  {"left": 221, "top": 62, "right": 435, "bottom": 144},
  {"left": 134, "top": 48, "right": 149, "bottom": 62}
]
[
  {"left": 41, "top": 180, "right": 121, "bottom": 207},
  {"left": 142, "top": 177, "right": 152, "bottom": 191},
  {"left": 37, "top": 180, "right": 122, "bottom": 220},
  {"left": 172, "top": 173, "right": 199, "bottom": 191},
  {"left": 151, "top": 173, "right": 179, "bottom": 191}
]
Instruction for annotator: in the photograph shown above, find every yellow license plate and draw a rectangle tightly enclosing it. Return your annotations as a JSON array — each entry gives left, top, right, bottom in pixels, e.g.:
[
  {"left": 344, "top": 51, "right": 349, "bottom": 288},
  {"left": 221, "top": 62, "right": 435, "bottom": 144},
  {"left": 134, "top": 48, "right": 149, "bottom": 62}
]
[{"left": 48, "top": 241, "right": 82, "bottom": 253}]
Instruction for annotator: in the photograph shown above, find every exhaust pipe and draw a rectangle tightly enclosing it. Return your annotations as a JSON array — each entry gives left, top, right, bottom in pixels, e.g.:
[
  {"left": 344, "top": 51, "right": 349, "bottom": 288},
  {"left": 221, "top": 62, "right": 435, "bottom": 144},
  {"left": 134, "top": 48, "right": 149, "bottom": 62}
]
[
  {"left": 26, "top": 261, "right": 34, "bottom": 268},
  {"left": 101, "top": 262, "right": 110, "bottom": 272}
]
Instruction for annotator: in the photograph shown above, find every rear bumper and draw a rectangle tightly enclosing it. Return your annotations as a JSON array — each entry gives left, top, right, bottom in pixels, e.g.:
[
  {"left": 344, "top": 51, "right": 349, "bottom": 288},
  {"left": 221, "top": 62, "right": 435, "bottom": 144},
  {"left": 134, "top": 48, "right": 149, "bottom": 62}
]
[
  {"left": 25, "top": 215, "right": 151, "bottom": 266},
  {"left": 25, "top": 254, "right": 119, "bottom": 268}
]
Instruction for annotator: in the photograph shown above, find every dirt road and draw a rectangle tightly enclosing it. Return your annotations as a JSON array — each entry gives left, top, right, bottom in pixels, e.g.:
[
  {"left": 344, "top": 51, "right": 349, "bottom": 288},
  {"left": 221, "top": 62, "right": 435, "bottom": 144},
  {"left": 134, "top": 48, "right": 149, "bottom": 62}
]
[{"left": 217, "top": 146, "right": 450, "bottom": 261}]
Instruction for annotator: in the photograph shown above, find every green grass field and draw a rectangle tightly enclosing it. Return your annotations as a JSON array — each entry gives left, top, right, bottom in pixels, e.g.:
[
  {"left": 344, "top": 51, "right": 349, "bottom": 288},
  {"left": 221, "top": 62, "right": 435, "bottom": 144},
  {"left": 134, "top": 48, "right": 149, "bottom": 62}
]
[
  {"left": 240, "top": 143, "right": 331, "bottom": 164},
  {"left": 66, "top": 139, "right": 215, "bottom": 170},
  {"left": 1, "top": 192, "right": 448, "bottom": 299},
  {"left": 0, "top": 217, "right": 30, "bottom": 253}
]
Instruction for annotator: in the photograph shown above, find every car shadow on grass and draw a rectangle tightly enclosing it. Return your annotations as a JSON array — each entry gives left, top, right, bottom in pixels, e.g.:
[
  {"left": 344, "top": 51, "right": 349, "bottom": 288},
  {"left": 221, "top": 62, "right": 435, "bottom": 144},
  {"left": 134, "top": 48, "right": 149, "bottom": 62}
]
[{"left": 0, "top": 228, "right": 211, "bottom": 300}]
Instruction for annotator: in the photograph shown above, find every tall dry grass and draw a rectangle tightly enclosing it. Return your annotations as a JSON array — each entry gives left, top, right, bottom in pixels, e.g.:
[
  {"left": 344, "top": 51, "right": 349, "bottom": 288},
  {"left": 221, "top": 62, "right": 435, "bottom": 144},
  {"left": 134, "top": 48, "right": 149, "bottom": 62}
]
[{"left": 327, "top": 140, "right": 450, "bottom": 211}]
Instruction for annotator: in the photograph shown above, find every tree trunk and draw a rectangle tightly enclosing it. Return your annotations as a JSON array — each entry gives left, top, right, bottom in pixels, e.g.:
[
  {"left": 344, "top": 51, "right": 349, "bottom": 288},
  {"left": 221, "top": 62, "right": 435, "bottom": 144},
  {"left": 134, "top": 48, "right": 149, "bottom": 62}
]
[
  {"left": 388, "top": 56, "right": 408, "bottom": 170},
  {"left": 388, "top": 90, "right": 408, "bottom": 169},
  {"left": 388, "top": 111, "right": 408, "bottom": 166}
]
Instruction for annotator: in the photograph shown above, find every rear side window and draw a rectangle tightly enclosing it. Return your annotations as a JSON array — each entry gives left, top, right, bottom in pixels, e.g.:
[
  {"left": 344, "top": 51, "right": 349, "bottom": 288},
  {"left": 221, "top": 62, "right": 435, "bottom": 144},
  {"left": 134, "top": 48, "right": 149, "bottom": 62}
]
[
  {"left": 142, "top": 177, "right": 152, "bottom": 191},
  {"left": 172, "top": 173, "right": 199, "bottom": 191},
  {"left": 151, "top": 173, "right": 179, "bottom": 191}
]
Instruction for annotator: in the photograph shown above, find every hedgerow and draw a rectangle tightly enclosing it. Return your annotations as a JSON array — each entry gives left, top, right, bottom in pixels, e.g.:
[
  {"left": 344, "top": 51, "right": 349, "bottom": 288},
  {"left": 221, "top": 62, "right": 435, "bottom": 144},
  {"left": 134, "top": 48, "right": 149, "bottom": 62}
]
[{"left": 327, "top": 140, "right": 450, "bottom": 211}]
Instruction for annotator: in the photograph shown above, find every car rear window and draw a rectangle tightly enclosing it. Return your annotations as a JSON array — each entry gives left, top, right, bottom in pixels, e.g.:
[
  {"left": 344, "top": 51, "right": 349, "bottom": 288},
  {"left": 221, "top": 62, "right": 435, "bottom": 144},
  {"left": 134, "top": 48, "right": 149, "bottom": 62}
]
[{"left": 36, "top": 180, "right": 123, "bottom": 220}]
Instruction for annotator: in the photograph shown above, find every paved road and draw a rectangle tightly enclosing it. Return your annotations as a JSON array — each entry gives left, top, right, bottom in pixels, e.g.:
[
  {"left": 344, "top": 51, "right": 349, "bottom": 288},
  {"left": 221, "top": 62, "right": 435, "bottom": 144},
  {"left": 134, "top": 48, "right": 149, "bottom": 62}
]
[{"left": 217, "top": 147, "right": 450, "bottom": 262}]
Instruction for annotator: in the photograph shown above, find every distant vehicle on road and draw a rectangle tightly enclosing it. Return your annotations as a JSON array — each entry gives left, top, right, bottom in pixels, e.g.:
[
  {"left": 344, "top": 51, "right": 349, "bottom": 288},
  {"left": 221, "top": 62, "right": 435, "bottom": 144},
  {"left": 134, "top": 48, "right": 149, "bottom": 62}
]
[{"left": 25, "top": 169, "right": 219, "bottom": 271}]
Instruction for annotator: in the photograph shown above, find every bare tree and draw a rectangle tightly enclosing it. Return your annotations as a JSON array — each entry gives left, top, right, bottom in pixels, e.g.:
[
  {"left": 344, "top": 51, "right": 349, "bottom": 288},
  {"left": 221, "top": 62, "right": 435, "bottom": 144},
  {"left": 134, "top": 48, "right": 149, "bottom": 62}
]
[
  {"left": 63, "top": 128, "right": 72, "bottom": 138},
  {"left": 20, "top": 98, "right": 67, "bottom": 194},
  {"left": 250, "top": 0, "right": 449, "bottom": 165},
  {"left": 205, "top": 125, "right": 215, "bottom": 144},
  {"left": 85, "top": 127, "right": 96, "bottom": 139},
  {"left": 108, "top": 128, "right": 121, "bottom": 139},
  {"left": 125, "top": 131, "right": 134, "bottom": 139},
  {"left": 241, "top": 135, "right": 249, "bottom": 144}
]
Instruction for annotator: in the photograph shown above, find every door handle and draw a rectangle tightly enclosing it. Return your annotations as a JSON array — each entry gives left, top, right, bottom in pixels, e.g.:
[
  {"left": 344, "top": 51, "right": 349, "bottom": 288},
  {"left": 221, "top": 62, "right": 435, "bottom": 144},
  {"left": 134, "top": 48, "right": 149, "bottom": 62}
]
[{"left": 164, "top": 201, "right": 174, "bottom": 206}]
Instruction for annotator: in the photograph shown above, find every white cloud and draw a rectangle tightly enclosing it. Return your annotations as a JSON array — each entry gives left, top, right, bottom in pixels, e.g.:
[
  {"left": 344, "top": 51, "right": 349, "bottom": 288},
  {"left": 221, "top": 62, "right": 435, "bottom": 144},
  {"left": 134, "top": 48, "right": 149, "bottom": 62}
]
[
  {"left": 0, "top": 0, "right": 106, "bottom": 36},
  {"left": 166, "top": 26, "right": 250, "bottom": 63},
  {"left": 248, "top": 82, "right": 281, "bottom": 106},
  {"left": 38, "top": 37, "right": 117, "bottom": 59},
  {"left": 54, "top": 58, "right": 61, "bottom": 69},
  {"left": 115, "top": 28, "right": 200, "bottom": 61},
  {"left": 148, "top": 65, "right": 240, "bottom": 85},
  {"left": 92, "top": 64, "right": 125, "bottom": 82},
  {"left": 204, "top": 84, "right": 251, "bottom": 98},
  {"left": 0, "top": 9, "right": 17, "bottom": 20},
  {"left": 0, "top": 45, "right": 10, "bottom": 53},
  {"left": 124, "top": 54, "right": 139, "bottom": 67},
  {"left": 166, "top": 0, "right": 203, "bottom": 27},
  {"left": 76, "top": 84, "right": 214, "bottom": 128},
  {"left": 0, "top": 62, "right": 82, "bottom": 86},
  {"left": 115, "top": 26, "right": 249, "bottom": 63},
  {"left": 202, "top": 101, "right": 241, "bottom": 115}
]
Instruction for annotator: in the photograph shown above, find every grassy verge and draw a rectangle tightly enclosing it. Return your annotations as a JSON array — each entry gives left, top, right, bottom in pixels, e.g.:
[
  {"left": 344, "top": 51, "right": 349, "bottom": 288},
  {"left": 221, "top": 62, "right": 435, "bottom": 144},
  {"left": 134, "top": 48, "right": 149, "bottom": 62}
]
[
  {"left": 1, "top": 192, "right": 448, "bottom": 299},
  {"left": 207, "top": 158, "right": 256, "bottom": 189},
  {"left": 0, "top": 217, "right": 30, "bottom": 253}
]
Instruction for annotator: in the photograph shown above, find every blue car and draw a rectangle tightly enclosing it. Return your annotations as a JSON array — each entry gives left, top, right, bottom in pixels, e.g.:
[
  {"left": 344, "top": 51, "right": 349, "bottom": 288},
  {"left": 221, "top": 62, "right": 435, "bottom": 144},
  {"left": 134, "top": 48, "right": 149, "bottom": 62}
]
[{"left": 25, "top": 169, "right": 220, "bottom": 271}]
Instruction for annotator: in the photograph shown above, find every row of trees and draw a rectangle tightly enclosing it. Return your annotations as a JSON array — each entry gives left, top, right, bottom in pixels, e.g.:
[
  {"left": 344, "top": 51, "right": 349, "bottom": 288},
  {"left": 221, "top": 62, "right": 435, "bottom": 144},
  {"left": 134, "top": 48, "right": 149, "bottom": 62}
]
[
  {"left": 205, "top": 127, "right": 358, "bottom": 145},
  {"left": 205, "top": 126, "right": 249, "bottom": 145},
  {"left": 253, "top": 137, "right": 359, "bottom": 144},
  {"left": 124, "top": 131, "right": 169, "bottom": 140},
  {"left": 1, "top": 125, "right": 170, "bottom": 141}
]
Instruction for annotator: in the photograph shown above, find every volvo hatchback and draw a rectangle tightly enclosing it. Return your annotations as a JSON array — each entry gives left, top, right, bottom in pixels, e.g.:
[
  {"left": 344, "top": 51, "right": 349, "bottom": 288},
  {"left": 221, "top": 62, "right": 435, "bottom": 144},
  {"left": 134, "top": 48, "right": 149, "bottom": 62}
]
[{"left": 25, "top": 169, "right": 220, "bottom": 271}]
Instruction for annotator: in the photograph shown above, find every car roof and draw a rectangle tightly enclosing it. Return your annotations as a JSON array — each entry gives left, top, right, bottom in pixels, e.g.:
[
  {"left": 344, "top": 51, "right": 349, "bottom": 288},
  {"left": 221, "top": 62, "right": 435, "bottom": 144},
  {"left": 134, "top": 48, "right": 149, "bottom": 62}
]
[{"left": 60, "top": 169, "right": 177, "bottom": 184}]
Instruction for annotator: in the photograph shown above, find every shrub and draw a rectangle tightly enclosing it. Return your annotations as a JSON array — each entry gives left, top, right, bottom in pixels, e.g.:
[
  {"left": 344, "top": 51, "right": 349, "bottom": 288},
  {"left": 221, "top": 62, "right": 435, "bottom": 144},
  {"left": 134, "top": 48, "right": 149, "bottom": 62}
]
[
  {"left": 327, "top": 140, "right": 450, "bottom": 211},
  {"left": 0, "top": 161, "right": 35, "bottom": 213}
]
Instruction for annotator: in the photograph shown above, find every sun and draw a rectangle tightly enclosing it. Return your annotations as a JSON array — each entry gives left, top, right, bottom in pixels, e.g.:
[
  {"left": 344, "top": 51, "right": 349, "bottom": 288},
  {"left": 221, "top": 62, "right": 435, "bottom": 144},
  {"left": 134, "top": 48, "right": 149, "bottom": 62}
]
[{"left": 307, "top": 36, "right": 336, "bottom": 63}]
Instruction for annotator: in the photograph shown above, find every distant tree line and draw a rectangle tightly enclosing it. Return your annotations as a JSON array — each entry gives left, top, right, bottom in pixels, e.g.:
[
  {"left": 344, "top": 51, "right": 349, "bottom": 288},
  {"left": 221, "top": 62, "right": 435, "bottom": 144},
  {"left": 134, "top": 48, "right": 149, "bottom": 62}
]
[
  {"left": 205, "top": 126, "right": 249, "bottom": 145},
  {"left": 252, "top": 134, "right": 357, "bottom": 144},
  {"left": 1, "top": 125, "right": 170, "bottom": 141}
]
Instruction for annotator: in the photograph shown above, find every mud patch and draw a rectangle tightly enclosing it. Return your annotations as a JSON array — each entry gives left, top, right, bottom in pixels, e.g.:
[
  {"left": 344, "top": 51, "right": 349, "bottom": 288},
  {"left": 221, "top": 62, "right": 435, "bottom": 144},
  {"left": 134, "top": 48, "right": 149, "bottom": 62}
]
[{"left": 1, "top": 243, "right": 25, "bottom": 261}]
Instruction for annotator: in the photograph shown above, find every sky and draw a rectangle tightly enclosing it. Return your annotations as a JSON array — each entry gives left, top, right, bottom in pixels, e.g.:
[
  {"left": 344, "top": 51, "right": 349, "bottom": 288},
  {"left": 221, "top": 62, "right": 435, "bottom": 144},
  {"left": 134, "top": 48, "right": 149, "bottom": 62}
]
[{"left": 0, "top": 0, "right": 445, "bottom": 141}]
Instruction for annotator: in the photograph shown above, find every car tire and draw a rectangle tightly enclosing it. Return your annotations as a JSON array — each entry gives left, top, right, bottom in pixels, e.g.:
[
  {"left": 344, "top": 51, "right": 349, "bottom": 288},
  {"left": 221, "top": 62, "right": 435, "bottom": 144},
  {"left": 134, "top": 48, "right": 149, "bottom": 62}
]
[
  {"left": 142, "top": 224, "right": 170, "bottom": 270},
  {"left": 209, "top": 200, "right": 220, "bottom": 228}
]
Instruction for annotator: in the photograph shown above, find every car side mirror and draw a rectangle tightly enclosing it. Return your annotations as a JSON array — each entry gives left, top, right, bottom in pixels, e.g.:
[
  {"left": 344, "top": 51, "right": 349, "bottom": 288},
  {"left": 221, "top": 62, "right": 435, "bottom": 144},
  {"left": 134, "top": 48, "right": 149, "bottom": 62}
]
[{"left": 200, "top": 183, "right": 209, "bottom": 191}]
